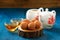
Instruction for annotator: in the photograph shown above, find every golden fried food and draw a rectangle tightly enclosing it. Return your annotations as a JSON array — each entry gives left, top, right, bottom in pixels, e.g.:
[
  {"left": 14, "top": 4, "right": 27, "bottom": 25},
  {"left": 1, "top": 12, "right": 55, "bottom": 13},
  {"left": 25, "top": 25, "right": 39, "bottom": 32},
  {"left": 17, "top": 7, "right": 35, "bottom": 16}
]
[
  {"left": 22, "top": 19, "right": 30, "bottom": 24},
  {"left": 20, "top": 22, "right": 28, "bottom": 30},
  {"left": 34, "top": 20, "right": 41, "bottom": 29},
  {"left": 28, "top": 22, "right": 35, "bottom": 30},
  {"left": 31, "top": 18, "right": 36, "bottom": 22}
]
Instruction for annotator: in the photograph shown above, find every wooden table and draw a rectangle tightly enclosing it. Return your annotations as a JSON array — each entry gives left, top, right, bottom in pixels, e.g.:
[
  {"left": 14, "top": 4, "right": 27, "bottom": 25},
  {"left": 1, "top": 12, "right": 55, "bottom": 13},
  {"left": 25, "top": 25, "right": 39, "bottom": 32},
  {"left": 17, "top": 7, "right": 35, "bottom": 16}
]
[{"left": 0, "top": 0, "right": 60, "bottom": 8}]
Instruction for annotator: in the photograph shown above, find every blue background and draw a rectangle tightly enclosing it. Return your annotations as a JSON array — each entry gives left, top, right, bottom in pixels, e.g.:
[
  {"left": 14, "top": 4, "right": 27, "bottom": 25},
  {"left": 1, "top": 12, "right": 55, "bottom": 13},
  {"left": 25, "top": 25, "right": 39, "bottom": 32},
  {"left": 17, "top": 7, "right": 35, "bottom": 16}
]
[{"left": 0, "top": 8, "right": 60, "bottom": 40}]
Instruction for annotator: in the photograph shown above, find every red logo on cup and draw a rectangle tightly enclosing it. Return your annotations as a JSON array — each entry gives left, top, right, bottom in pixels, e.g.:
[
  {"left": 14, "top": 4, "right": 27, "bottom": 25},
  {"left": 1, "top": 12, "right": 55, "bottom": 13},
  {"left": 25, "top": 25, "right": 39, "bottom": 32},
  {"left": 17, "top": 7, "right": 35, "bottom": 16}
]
[
  {"left": 48, "top": 16, "right": 55, "bottom": 24},
  {"left": 35, "top": 16, "right": 39, "bottom": 20}
]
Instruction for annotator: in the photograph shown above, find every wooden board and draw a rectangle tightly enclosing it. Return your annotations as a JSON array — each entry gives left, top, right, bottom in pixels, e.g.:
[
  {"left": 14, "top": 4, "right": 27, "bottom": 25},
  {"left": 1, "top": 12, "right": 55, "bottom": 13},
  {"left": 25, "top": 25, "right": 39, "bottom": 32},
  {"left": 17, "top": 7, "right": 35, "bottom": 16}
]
[{"left": 0, "top": 0, "right": 60, "bottom": 8}]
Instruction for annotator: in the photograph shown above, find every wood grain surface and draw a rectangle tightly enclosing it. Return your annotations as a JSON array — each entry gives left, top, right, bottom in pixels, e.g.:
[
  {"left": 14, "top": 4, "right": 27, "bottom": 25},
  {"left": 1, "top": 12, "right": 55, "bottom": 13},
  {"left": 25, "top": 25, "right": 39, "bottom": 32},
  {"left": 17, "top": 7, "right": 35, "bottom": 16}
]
[{"left": 0, "top": 0, "right": 60, "bottom": 8}]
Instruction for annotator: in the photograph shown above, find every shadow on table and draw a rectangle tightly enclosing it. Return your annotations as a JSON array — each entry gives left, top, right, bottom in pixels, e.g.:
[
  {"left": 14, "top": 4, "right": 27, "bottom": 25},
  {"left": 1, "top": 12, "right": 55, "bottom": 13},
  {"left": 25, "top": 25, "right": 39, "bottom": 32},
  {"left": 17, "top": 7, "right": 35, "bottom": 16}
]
[
  {"left": 8, "top": 30, "right": 18, "bottom": 36},
  {"left": 45, "top": 24, "right": 60, "bottom": 35},
  {"left": 23, "top": 34, "right": 54, "bottom": 40}
]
